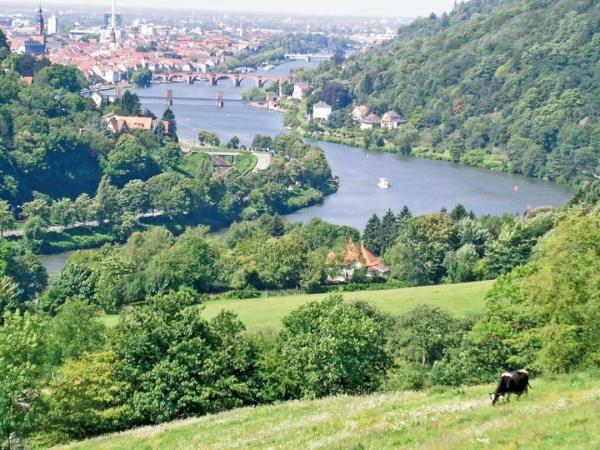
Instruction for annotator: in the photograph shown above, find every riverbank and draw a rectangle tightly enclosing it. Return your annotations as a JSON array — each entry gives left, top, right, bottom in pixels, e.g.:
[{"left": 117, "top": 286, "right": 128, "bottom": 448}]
[{"left": 300, "top": 128, "right": 510, "bottom": 171}]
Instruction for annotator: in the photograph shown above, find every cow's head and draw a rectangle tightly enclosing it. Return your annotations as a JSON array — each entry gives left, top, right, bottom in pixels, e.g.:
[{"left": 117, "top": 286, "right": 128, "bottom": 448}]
[{"left": 489, "top": 392, "right": 500, "bottom": 405}]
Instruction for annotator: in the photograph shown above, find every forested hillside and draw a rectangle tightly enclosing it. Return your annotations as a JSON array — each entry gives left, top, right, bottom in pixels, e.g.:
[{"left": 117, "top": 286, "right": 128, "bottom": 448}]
[{"left": 307, "top": 0, "right": 600, "bottom": 185}]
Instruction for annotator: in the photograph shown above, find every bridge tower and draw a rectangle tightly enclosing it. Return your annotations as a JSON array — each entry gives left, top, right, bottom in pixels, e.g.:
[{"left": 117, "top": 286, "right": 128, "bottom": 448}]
[
  {"left": 166, "top": 89, "right": 173, "bottom": 106},
  {"left": 216, "top": 91, "right": 224, "bottom": 108}
]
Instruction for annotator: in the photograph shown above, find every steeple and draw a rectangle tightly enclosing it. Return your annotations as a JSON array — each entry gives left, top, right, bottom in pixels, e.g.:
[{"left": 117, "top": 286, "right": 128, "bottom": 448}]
[
  {"left": 109, "top": 0, "right": 117, "bottom": 48},
  {"left": 35, "top": 4, "right": 45, "bottom": 36}
]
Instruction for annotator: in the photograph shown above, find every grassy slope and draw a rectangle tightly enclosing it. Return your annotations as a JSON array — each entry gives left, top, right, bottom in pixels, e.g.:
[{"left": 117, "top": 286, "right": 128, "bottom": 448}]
[
  {"left": 234, "top": 153, "right": 258, "bottom": 174},
  {"left": 59, "top": 372, "right": 600, "bottom": 450},
  {"left": 99, "top": 281, "right": 492, "bottom": 330}
]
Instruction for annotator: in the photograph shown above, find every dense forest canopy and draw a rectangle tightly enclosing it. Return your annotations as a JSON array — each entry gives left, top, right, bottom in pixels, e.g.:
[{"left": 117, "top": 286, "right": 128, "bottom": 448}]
[{"left": 306, "top": 0, "right": 600, "bottom": 185}]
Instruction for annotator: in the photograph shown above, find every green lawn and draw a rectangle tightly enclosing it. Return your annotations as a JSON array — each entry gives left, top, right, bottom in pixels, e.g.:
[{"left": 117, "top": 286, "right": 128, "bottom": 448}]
[
  {"left": 98, "top": 280, "right": 492, "bottom": 331},
  {"left": 176, "top": 150, "right": 217, "bottom": 177},
  {"left": 57, "top": 371, "right": 600, "bottom": 450},
  {"left": 177, "top": 149, "right": 257, "bottom": 177},
  {"left": 234, "top": 152, "right": 258, "bottom": 173}
]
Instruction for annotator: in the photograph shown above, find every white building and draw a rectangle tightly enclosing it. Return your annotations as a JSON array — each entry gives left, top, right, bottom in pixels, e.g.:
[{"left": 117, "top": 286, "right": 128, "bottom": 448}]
[
  {"left": 381, "top": 111, "right": 403, "bottom": 130},
  {"left": 292, "top": 82, "right": 310, "bottom": 100},
  {"left": 312, "top": 101, "right": 332, "bottom": 121},
  {"left": 359, "top": 113, "right": 381, "bottom": 130},
  {"left": 47, "top": 15, "right": 58, "bottom": 35}
]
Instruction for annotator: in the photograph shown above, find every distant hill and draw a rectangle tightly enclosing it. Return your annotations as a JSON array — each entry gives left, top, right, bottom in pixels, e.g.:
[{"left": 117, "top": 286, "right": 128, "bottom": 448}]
[
  {"left": 315, "top": 0, "right": 600, "bottom": 185},
  {"left": 58, "top": 371, "right": 600, "bottom": 449}
]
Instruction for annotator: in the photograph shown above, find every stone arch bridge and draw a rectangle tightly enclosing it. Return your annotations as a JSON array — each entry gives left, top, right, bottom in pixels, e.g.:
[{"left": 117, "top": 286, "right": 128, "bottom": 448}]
[{"left": 152, "top": 72, "right": 290, "bottom": 88}]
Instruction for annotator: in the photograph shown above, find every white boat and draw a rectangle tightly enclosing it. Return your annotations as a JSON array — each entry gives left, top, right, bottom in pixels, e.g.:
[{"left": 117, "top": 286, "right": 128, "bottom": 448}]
[{"left": 377, "top": 177, "right": 390, "bottom": 189}]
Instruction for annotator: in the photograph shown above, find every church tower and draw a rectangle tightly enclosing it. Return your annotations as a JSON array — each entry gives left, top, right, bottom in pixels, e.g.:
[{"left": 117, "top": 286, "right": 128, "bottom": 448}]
[
  {"left": 35, "top": 5, "right": 45, "bottom": 37},
  {"left": 109, "top": 0, "right": 117, "bottom": 48}
]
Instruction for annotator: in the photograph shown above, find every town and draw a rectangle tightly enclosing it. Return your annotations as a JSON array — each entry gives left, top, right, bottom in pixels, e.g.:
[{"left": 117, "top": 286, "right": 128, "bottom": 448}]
[{"left": 2, "top": 2, "right": 402, "bottom": 86}]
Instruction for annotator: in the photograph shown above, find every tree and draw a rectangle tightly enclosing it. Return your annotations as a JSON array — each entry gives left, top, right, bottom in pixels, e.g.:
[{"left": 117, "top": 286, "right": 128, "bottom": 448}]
[
  {"left": 197, "top": 130, "right": 220, "bottom": 147},
  {"left": 40, "top": 262, "right": 98, "bottom": 314},
  {"left": 46, "top": 300, "right": 106, "bottom": 365},
  {"left": 95, "top": 176, "right": 123, "bottom": 225},
  {"left": 251, "top": 135, "right": 273, "bottom": 151},
  {"left": 363, "top": 214, "right": 382, "bottom": 255},
  {"left": 0, "top": 29, "right": 9, "bottom": 52},
  {"left": 131, "top": 68, "right": 152, "bottom": 88},
  {"left": 119, "top": 91, "right": 142, "bottom": 116},
  {"left": 483, "top": 213, "right": 555, "bottom": 278},
  {"left": 318, "top": 81, "right": 352, "bottom": 109},
  {"left": 35, "top": 65, "right": 87, "bottom": 93},
  {"left": 161, "top": 108, "right": 178, "bottom": 141},
  {"left": 23, "top": 216, "right": 46, "bottom": 253},
  {"left": 226, "top": 136, "right": 240, "bottom": 149},
  {"left": 74, "top": 193, "right": 95, "bottom": 223},
  {"left": 121, "top": 179, "right": 149, "bottom": 215},
  {"left": 6, "top": 252, "right": 48, "bottom": 302},
  {"left": 0, "top": 275, "right": 18, "bottom": 322},
  {"left": 278, "top": 294, "right": 391, "bottom": 398},
  {"left": 145, "top": 228, "right": 218, "bottom": 294},
  {"left": 0, "top": 312, "right": 48, "bottom": 445},
  {"left": 385, "top": 213, "right": 455, "bottom": 286},
  {"left": 50, "top": 198, "right": 76, "bottom": 227},
  {"left": 156, "top": 142, "right": 182, "bottom": 169},
  {"left": 443, "top": 243, "right": 480, "bottom": 283},
  {"left": 43, "top": 351, "right": 130, "bottom": 443},
  {"left": 398, "top": 205, "right": 412, "bottom": 220},
  {"left": 104, "top": 137, "right": 160, "bottom": 187},
  {"left": 380, "top": 209, "right": 398, "bottom": 255},
  {"left": 396, "top": 305, "right": 455, "bottom": 367},
  {"left": 111, "top": 291, "right": 258, "bottom": 424},
  {"left": 0, "top": 200, "right": 15, "bottom": 236},
  {"left": 146, "top": 173, "right": 192, "bottom": 219},
  {"left": 21, "top": 198, "right": 50, "bottom": 222},
  {"left": 449, "top": 204, "right": 468, "bottom": 222}
]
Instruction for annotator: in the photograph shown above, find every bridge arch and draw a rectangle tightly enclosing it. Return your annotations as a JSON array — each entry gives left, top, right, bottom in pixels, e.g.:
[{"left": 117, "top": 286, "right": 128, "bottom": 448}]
[
  {"left": 213, "top": 74, "right": 239, "bottom": 87},
  {"left": 260, "top": 78, "right": 279, "bottom": 88},
  {"left": 168, "top": 73, "right": 187, "bottom": 82},
  {"left": 238, "top": 76, "right": 261, "bottom": 88}
]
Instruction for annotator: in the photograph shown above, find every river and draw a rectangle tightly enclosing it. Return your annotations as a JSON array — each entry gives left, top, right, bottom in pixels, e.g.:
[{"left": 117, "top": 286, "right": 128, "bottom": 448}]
[
  {"left": 42, "top": 59, "right": 573, "bottom": 274},
  {"left": 128, "top": 59, "right": 573, "bottom": 228}
]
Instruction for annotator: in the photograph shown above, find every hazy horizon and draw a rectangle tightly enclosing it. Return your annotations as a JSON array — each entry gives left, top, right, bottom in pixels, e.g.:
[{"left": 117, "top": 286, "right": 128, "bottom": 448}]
[{"left": 1, "top": 0, "right": 458, "bottom": 18}]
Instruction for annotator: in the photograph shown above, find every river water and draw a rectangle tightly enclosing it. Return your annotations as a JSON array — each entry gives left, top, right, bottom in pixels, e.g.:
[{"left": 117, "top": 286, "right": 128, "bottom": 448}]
[
  {"left": 129, "top": 59, "right": 573, "bottom": 229},
  {"left": 43, "top": 60, "right": 573, "bottom": 274}
]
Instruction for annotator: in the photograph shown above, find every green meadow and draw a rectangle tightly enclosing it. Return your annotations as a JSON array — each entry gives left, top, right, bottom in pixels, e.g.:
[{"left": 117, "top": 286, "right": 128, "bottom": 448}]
[
  {"left": 99, "top": 280, "right": 492, "bottom": 330},
  {"left": 58, "top": 371, "right": 600, "bottom": 450}
]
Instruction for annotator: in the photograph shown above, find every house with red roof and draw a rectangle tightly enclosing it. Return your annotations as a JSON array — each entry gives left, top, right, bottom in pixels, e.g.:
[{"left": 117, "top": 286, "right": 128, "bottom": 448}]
[{"left": 326, "top": 239, "right": 390, "bottom": 283}]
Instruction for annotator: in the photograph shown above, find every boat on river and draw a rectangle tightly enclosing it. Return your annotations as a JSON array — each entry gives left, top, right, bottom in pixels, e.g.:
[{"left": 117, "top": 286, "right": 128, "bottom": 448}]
[{"left": 377, "top": 177, "right": 390, "bottom": 189}]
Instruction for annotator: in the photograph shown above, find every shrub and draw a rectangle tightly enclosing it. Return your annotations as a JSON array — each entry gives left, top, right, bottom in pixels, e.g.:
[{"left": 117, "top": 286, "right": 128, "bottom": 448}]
[{"left": 277, "top": 294, "right": 392, "bottom": 398}]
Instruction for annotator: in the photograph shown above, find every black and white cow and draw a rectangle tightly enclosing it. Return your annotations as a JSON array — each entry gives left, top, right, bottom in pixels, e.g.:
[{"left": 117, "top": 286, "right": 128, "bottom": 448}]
[{"left": 489, "top": 370, "right": 531, "bottom": 405}]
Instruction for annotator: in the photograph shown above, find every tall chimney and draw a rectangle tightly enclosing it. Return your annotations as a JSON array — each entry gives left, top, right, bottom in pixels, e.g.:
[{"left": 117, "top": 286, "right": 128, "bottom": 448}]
[{"left": 112, "top": 0, "right": 116, "bottom": 29}]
